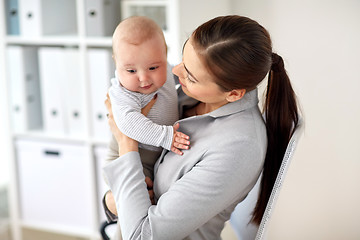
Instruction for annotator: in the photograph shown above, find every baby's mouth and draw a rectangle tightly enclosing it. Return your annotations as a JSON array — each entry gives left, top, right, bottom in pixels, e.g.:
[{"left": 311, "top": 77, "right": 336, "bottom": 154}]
[{"left": 141, "top": 84, "right": 153, "bottom": 89}]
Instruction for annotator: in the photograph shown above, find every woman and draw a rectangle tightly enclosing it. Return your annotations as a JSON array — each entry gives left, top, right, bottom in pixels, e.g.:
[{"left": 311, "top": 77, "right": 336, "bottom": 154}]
[{"left": 103, "top": 15, "right": 299, "bottom": 240}]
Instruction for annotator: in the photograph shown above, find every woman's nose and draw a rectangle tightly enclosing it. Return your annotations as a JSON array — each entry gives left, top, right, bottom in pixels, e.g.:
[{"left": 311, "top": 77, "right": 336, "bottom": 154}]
[{"left": 172, "top": 63, "right": 182, "bottom": 77}]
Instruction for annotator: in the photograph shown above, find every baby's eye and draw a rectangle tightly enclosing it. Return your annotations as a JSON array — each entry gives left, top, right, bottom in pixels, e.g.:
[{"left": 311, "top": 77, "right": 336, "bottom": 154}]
[
  {"left": 149, "top": 66, "right": 159, "bottom": 71},
  {"left": 126, "top": 69, "right": 136, "bottom": 73}
]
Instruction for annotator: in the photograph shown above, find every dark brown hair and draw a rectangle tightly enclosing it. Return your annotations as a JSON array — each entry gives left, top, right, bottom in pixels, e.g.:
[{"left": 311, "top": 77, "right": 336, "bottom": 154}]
[{"left": 192, "top": 15, "right": 299, "bottom": 225}]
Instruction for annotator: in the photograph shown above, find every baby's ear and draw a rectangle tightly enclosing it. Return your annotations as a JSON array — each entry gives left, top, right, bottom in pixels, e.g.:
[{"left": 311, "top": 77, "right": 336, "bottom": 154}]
[{"left": 225, "top": 89, "right": 246, "bottom": 102}]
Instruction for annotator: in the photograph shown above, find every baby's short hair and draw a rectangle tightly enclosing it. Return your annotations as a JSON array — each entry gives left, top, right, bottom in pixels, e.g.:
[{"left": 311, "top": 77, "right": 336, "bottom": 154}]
[{"left": 112, "top": 16, "right": 165, "bottom": 55}]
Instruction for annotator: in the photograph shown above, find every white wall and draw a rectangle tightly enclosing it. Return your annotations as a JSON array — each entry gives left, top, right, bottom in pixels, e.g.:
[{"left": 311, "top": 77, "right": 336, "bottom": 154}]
[{"left": 232, "top": 0, "right": 360, "bottom": 239}]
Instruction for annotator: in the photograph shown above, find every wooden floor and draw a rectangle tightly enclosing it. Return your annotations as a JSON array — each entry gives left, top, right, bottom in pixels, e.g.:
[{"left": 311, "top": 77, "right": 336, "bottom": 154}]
[{"left": 1, "top": 221, "right": 237, "bottom": 240}]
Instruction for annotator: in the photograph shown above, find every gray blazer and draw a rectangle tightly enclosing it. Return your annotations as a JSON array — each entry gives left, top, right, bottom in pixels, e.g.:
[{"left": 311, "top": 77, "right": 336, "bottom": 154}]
[{"left": 103, "top": 88, "right": 267, "bottom": 240}]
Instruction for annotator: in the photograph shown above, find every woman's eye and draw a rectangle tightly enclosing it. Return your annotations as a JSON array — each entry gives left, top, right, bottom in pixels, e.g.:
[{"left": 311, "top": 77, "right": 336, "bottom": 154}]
[
  {"left": 127, "top": 69, "right": 136, "bottom": 73},
  {"left": 149, "top": 66, "right": 159, "bottom": 71},
  {"left": 186, "top": 75, "right": 196, "bottom": 83}
]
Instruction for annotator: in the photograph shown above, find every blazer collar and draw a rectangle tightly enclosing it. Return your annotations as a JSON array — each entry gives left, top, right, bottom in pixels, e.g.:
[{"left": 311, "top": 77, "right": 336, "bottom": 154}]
[
  {"left": 178, "top": 88, "right": 259, "bottom": 119},
  {"left": 209, "top": 89, "right": 259, "bottom": 118}
]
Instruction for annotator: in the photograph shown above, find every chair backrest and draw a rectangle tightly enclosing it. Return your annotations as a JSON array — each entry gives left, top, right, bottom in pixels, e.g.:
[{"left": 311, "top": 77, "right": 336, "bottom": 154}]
[
  {"left": 229, "top": 118, "right": 304, "bottom": 240},
  {"left": 255, "top": 118, "right": 304, "bottom": 239}
]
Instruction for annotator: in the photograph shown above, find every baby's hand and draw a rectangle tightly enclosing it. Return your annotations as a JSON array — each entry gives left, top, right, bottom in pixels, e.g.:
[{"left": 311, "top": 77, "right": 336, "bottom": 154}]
[{"left": 171, "top": 123, "right": 190, "bottom": 156}]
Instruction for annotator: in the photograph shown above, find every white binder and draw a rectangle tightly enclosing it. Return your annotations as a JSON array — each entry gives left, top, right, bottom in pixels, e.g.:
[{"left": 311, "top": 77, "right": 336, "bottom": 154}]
[
  {"left": 62, "top": 49, "right": 86, "bottom": 137},
  {"left": 16, "top": 139, "right": 94, "bottom": 231},
  {"left": 85, "top": 0, "right": 121, "bottom": 36},
  {"left": 7, "top": 46, "right": 42, "bottom": 133},
  {"left": 38, "top": 47, "right": 67, "bottom": 135},
  {"left": 18, "top": 0, "right": 42, "bottom": 36},
  {"left": 38, "top": 47, "right": 86, "bottom": 136},
  {"left": 18, "top": 0, "right": 77, "bottom": 37},
  {"left": 87, "top": 48, "right": 113, "bottom": 140}
]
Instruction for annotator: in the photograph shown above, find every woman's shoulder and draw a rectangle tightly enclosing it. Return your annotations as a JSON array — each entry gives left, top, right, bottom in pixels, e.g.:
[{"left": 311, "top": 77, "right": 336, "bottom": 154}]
[{"left": 201, "top": 108, "right": 267, "bottom": 162}]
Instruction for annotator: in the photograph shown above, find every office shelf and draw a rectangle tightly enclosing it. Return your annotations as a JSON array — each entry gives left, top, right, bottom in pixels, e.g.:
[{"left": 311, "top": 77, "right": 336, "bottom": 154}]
[{"left": 0, "top": 0, "right": 231, "bottom": 239}]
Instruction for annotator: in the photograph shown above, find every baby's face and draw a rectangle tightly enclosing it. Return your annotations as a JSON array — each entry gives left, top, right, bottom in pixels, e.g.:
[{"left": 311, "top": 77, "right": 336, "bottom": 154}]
[{"left": 114, "top": 35, "right": 167, "bottom": 94}]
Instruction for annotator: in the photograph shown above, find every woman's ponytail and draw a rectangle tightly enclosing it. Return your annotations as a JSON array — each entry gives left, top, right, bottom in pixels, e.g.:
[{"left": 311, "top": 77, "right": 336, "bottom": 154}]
[
  {"left": 191, "top": 15, "right": 299, "bottom": 225},
  {"left": 251, "top": 53, "right": 299, "bottom": 225}
]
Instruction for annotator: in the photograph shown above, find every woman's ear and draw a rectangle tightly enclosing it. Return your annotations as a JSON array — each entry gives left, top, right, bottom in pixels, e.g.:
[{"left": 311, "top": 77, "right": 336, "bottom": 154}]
[{"left": 225, "top": 89, "right": 246, "bottom": 102}]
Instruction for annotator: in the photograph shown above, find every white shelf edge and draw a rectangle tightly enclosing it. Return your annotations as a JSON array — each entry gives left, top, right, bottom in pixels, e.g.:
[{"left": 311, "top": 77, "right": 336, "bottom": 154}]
[
  {"left": 5, "top": 36, "right": 80, "bottom": 46},
  {"left": 13, "top": 132, "right": 110, "bottom": 146},
  {"left": 122, "top": 0, "right": 168, "bottom": 6},
  {"left": 85, "top": 37, "right": 112, "bottom": 47},
  {"left": 5, "top": 36, "right": 112, "bottom": 47}
]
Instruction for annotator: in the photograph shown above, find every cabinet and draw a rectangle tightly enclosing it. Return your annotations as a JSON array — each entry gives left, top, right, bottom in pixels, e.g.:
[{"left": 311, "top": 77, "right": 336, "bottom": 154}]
[
  {"left": 0, "top": 0, "right": 232, "bottom": 239},
  {"left": 16, "top": 140, "right": 94, "bottom": 232}
]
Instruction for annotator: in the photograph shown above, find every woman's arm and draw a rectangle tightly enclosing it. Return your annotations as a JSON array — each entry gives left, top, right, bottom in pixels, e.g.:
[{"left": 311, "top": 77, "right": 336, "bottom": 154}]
[
  {"left": 104, "top": 95, "right": 262, "bottom": 239},
  {"left": 103, "top": 94, "right": 158, "bottom": 216},
  {"left": 106, "top": 96, "right": 138, "bottom": 155},
  {"left": 103, "top": 139, "right": 262, "bottom": 240}
]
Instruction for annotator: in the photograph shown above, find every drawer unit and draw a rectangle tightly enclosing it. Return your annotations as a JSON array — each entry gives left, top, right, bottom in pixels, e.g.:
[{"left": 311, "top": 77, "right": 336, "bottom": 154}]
[{"left": 16, "top": 139, "right": 94, "bottom": 232}]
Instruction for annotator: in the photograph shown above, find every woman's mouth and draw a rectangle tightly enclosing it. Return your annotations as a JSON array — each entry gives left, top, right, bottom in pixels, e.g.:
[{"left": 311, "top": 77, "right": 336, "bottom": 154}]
[{"left": 179, "top": 79, "right": 186, "bottom": 88}]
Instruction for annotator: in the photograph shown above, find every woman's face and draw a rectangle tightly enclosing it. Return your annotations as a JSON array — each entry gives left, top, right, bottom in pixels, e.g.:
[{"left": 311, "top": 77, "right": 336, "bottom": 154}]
[{"left": 172, "top": 39, "right": 229, "bottom": 107}]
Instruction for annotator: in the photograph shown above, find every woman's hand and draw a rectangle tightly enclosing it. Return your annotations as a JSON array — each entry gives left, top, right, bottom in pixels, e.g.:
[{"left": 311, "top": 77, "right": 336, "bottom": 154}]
[
  {"left": 141, "top": 94, "right": 157, "bottom": 116},
  {"left": 104, "top": 176, "right": 155, "bottom": 217},
  {"left": 105, "top": 93, "right": 138, "bottom": 156},
  {"left": 104, "top": 190, "right": 118, "bottom": 216},
  {"left": 145, "top": 177, "right": 155, "bottom": 205}
]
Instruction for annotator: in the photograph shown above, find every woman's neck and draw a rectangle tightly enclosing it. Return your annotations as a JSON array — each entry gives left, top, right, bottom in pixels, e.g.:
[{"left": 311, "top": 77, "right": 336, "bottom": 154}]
[
  {"left": 196, "top": 101, "right": 228, "bottom": 115},
  {"left": 184, "top": 101, "right": 229, "bottom": 118}
]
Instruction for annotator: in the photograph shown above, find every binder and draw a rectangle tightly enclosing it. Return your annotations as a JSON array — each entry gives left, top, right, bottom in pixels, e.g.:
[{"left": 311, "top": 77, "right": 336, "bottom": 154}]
[
  {"left": 18, "top": 0, "right": 42, "bottom": 36},
  {"left": 87, "top": 48, "right": 114, "bottom": 140},
  {"left": 85, "top": 0, "right": 121, "bottom": 36},
  {"left": 38, "top": 47, "right": 86, "bottom": 136},
  {"left": 16, "top": 139, "right": 94, "bottom": 231},
  {"left": 18, "top": 0, "right": 77, "bottom": 37},
  {"left": 6, "top": 46, "right": 42, "bottom": 133},
  {"left": 38, "top": 47, "right": 67, "bottom": 135},
  {"left": 5, "top": 0, "right": 20, "bottom": 35},
  {"left": 62, "top": 49, "right": 86, "bottom": 137}
]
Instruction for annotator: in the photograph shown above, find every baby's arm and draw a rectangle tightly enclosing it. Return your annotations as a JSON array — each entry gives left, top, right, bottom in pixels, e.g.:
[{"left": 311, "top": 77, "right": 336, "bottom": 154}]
[
  {"left": 113, "top": 104, "right": 190, "bottom": 153},
  {"left": 141, "top": 96, "right": 190, "bottom": 156},
  {"left": 109, "top": 86, "right": 190, "bottom": 154}
]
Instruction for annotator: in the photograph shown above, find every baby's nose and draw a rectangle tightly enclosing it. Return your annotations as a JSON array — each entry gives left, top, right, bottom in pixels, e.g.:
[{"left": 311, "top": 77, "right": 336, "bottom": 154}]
[{"left": 139, "top": 72, "right": 150, "bottom": 82}]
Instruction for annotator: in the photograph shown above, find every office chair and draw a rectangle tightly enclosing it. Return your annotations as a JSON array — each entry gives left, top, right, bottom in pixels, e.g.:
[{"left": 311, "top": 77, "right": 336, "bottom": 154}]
[
  {"left": 100, "top": 191, "right": 118, "bottom": 240},
  {"left": 100, "top": 221, "right": 116, "bottom": 240},
  {"left": 230, "top": 118, "right": 304, "bottom": 240}
]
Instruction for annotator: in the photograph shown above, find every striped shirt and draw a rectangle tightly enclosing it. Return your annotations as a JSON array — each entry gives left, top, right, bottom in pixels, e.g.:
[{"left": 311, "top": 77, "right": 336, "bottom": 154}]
[{"left": 108, "top": 64, "right": 179, "bottom": 152}]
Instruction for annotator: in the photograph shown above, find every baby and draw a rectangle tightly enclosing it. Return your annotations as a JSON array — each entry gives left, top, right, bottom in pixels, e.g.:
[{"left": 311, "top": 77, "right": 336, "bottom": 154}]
[
  {"left": 103, "top": 16, "right": 190, "bottom": 224},
  {"left": 109, "top": 16, "right": 190, "bottom": 159}
]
